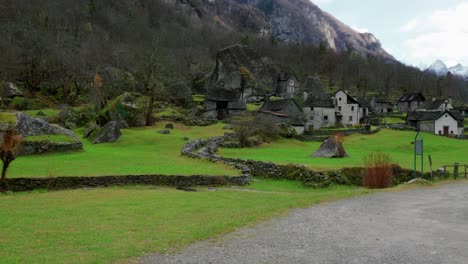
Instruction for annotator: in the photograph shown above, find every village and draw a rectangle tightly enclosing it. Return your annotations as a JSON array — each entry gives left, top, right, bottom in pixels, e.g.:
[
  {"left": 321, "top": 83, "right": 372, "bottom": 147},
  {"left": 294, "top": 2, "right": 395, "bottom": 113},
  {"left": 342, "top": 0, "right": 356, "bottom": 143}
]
[
  {"left": 1, "top": 1, "right": 468, "bottom": 263},
  {"left": 203, "top": 45, "right": 466, "bottom": 138}
]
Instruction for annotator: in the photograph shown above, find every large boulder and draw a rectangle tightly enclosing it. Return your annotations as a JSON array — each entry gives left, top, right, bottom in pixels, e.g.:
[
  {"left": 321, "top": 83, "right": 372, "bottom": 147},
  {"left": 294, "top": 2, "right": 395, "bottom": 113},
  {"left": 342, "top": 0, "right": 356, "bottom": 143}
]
[
  {"left": 96, "top": 92, "right": 148, "bottom": 127},
  {"left": 205, "top": 45, "right": 280, "bottom": 101},
  {"left": 312, "top": 135, "right": 348, "bottom": 158},
  {"left": 0, "top": 112, "right": 83, "bottom": 155},
  {"left": 59, "top": 106, "right": 95, "bottom": 129},
  {"left": 0, "top": 82, "right": 23, "bottom": 99},
  {"left": 90, "top": 121, "right": 121, "bottom": 144},
  {"left": 15, "top": 112, "right": 80, "bottom": 142}
]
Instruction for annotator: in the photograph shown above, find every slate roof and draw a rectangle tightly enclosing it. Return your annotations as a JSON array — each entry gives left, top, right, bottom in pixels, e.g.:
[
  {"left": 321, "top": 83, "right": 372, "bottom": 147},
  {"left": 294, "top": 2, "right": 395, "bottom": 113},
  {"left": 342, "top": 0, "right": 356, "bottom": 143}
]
[
  {"left": 407, "top": 110, "right": 464, "bottom": 126},
  {"left": 356, "top": 98, "right": 372, "bottom": 109},
  {"left": 260, "top": 98, "right": 298, "bottom": 112},
  {"left": 418, "top": 99, "right": 447, "bottom": 110},
  {"left": 304, "top": 96, "right": 334, "bottom": 108},
  {"left": 278, "top": 72, "right": 297, "bottom": 81},
  {"left": 398, "top": 92, "right": 425, "bottom": 102}
]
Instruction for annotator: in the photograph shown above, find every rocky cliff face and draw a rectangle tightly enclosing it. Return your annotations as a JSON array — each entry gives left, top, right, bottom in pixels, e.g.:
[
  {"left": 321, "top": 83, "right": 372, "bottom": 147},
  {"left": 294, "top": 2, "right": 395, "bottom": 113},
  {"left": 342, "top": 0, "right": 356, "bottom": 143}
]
[{"left": 169, "top": 0, "right": 394, "bottom": 60}]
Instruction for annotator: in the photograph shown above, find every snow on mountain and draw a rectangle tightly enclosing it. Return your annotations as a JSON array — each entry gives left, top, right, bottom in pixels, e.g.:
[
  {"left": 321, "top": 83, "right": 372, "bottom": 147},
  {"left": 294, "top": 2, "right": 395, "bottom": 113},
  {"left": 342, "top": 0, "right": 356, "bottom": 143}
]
[
  {"left": 448, "top": 64, "right": 468, "bottom": 78},
  {"left": 426, "top": 60, "right": 449, "bottom": 76}
]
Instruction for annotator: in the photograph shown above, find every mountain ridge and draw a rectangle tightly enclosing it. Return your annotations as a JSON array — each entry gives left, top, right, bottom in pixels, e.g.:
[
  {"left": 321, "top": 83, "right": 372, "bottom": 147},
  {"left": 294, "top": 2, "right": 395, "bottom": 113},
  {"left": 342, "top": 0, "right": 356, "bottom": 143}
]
[{"left": 170, "top": 0, "right": 394, "bottom": 60}]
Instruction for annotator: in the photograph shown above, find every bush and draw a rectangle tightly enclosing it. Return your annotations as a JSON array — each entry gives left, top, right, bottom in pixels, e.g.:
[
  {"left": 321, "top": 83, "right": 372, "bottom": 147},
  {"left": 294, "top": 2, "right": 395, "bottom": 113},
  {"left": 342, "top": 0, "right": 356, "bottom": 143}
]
[
  {"left": 232, "top": 114, "right": 280, "bottom": 147},
  {"left": 363, "top": 152, "right": 393, "bottom": 189},
  {"left": 10, "top": 97, "right": 31, "bottom": 110}
]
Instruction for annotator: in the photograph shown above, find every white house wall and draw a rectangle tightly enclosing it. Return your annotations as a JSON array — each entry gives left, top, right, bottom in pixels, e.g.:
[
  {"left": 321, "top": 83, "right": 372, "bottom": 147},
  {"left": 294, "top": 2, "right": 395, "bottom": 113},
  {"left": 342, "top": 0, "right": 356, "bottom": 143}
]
[
  {"left": 434, "top": 114, "right": 460, "bottom": 136},
  {"left": 335, "top": 91, "right": 360, "bottom": 126}
]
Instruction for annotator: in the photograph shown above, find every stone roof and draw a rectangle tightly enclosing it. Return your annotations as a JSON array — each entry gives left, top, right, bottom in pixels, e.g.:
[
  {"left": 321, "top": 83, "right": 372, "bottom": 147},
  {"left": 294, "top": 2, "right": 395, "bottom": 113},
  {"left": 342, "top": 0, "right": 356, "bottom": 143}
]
[
  {"left": 304, "top": 96, "right": 334, "bottom": 108},
  {"left": 398, "top": 92, "right": 425, "bottom": 102},
  {"left": 278, "top": 72, "right": 297, "bottom": 81},
  {"left": 260, "top": 98, "right": 298, "bottom": 112},
  {"left": 300, "top": 75, "right": 328, "bottom": 99},
  {"left": 418, "top": 99, "right": 447, "bottom": 111},
  {"left": 407, "top": 110, "right": 464, "bottom": 126}
]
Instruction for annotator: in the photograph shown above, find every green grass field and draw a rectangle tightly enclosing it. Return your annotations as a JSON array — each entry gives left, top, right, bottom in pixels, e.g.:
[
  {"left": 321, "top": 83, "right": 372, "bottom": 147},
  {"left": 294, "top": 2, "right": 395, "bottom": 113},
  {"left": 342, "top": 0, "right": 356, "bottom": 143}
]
[
  {"left": 10, "top": 123, "right": 239, "bottom": 178},
  {"left": 220, "top": 129, "right": 467, "bottom": 171},
  {"left": 0, "top": 181, "right": 368, "bottom": 264}
]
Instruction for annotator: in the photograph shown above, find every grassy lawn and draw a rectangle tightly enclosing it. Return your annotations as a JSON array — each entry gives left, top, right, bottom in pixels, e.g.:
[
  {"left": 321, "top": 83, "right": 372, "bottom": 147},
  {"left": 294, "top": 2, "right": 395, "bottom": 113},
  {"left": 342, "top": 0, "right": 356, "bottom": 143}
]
[
  {"left": 10, "top": 123, "right": 239, "bottom": 178},
  {"left": 0, "top": 180, "right": 368, "bottom": 264},
  {"left": 24, "top": 108, "right": 61, "bottom": 117},
  {"left": 220, "top": 129, "right": 467, "bottom": 171}
]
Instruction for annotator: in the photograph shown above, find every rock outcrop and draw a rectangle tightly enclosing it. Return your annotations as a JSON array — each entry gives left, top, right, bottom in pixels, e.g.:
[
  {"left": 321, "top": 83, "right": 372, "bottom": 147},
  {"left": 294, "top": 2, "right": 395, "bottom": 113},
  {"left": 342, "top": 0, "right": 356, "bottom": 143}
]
[
  {"left": 312, "top": 135, "right": 348, "bottom": 158},
  {"left": 96, "top": 92, "right": 148, "bottom": 127},
  {"left": 15, "top": 113, "right": 80, "bottom": 141},
  {"left": 0, "top": 82, "right": 23, "bottom": 99},
  {"left": 90, "top": 121, "right": 122, "bottom": 144},
  {"left": 168, "top": 0, "right": 393, "bottom": 60}
]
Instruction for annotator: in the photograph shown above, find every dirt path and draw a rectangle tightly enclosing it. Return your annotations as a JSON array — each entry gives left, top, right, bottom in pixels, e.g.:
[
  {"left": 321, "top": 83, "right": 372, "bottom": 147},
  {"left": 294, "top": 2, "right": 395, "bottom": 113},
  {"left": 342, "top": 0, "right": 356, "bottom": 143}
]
[{"left": 141, "top": 183, "right": 468, "bottom": 264}]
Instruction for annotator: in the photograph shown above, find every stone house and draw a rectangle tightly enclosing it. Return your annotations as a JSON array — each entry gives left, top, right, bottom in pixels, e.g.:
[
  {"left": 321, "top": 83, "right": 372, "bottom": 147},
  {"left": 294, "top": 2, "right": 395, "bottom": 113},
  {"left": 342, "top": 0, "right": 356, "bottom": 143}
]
[
  {"left": 334, "top": 90, "right": 370, "bottom": 126},
  {"left": 397, "top": 92, "right": 425, "bottom": 112},
  {"left": 276, "top": 73, "right": 300, "bottom": 98},
  {"left": 258, "top": 98, "right": 305, "bottom": 134},
  {"left": 371, "top": 97, "right": 393, "bottom": 113},
  {"left": 303, "top": 90, "right": 372, "bottom": 129},
  {"left": 407, "top": 110, "right": 464, "bottom": 137},
  {"left": 203, "top": 45, "right": 280, "bottom": 120},
  {"left": 417, "top": 97, "right": 453, "bottom": 112},
  {"left": 454, "top": 105, "right": 468, "bottom": 117},
  {"left": 303, "top": 97, "right": 336, "bottom": 130}
]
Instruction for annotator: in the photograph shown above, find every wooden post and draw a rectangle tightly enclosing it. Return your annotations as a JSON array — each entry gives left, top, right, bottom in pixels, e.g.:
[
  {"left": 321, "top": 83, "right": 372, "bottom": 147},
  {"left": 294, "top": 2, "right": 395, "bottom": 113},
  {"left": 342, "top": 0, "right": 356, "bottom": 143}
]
[{"left": 454, "top": 163, "right": 459, "bottom": 179}]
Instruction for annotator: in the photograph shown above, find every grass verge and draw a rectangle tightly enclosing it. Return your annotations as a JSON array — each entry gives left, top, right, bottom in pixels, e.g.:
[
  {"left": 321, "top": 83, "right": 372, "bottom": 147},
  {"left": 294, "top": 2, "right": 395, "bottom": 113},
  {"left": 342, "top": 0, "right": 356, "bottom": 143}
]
[
  {"left": 10, "top": 122, "right": 239, "bottom": 178},
  {"left": 220, "top": 129, "right": 468, "bottom": 171},
  {"left": 0, "top": 180, "right": 368, "bottom": 264}
]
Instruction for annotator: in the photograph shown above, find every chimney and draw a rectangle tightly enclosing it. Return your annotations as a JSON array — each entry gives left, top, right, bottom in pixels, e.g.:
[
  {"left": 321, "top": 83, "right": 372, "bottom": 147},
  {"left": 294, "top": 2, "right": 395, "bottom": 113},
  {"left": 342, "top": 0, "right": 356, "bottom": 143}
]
[
  {"left": 432, "top": 97, "right": 436, "bottom": 102},
  {"left": 448, "top": 96, "right": 453, "bottom": 106},
  {"left": 303, "top": 92, "right": 308, "bottom": 102}
]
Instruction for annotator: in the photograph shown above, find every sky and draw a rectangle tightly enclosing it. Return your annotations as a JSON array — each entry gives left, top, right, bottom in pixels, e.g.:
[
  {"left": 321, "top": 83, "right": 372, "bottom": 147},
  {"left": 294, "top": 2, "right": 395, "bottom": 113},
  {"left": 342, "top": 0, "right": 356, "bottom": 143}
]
[{"left": 312, "top": 0, "right": 468, "bottom": 69}]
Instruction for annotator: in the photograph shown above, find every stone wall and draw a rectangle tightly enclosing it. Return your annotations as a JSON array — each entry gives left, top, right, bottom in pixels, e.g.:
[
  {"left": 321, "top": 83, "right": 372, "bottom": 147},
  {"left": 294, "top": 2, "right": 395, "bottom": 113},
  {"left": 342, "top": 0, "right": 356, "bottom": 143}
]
[
  {"left": 5, "top": 174, "right": 250, "bottom": 193},
  {"left": 181, "top": 134, "right": 434, "bottom": 188},
  {"left": 19, "top": 140, "right": 83, "bottom": 155}
]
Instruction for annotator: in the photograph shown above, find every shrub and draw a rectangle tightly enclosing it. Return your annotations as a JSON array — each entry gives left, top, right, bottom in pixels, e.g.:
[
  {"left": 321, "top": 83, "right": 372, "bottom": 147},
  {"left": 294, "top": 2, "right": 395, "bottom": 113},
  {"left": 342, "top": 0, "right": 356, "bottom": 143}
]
[{"left": 362, "top": 152, "right": 393, "bottom": 189}]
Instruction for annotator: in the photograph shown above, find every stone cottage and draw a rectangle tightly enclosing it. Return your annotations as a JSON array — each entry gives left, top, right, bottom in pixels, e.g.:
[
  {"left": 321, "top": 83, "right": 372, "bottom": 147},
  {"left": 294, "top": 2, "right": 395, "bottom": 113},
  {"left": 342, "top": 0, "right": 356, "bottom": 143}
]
[
  {"left": 417, "top": 97, "right": 453, "bottom": 112},
  {"left": 304, "top": 90, "right": 372, "bottom": 129},
  {"left": 276, "top": 72, "right": 300, "bottom": 98},
  {"left": 397, "top": 92, "right": 425, "bottom": 112},
  {"left": 204, "top": 45, "right": 280, "bottom": 120},
  {"left": 407, "top": 110, "right": 464, "bottom": 137},
  {"left": 371, "top": 97, "right": 393, "bottom": 113},
  {"left": 303, "top": 96, "right": 336, "bottom": 130},
  {"left": 334, "top": 90, "right": 371, "bottom": 126},
  {"left": 257, "top": 98, "right": 305, "bottom": 134}
]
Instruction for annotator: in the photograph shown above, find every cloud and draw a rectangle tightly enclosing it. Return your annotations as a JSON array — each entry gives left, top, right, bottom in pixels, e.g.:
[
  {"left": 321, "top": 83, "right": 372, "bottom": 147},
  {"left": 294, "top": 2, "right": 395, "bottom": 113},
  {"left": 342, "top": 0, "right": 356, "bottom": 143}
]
[
  {"left": 312, "top": 0, "right": 334, "bottom": 5},
  {"left": 400, "top": 2, "right": 468, "bottom": 66},
  {"left": 351, "top": 25, "right": 368, "bottom": 33}
]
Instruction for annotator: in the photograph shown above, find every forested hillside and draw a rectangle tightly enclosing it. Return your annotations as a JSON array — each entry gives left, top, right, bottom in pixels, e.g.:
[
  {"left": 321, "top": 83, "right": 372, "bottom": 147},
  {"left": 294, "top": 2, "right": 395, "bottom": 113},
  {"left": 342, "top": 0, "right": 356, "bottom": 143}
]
[{"left": 0, "top": 0, "right": 466, "bottom": 106}]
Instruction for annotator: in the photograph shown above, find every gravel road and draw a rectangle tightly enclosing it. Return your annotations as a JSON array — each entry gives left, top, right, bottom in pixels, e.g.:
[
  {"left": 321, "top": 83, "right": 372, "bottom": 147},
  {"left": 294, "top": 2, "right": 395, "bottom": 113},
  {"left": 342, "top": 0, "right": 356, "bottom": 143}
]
[{"left": 141, "top": 183, "right": 468, "bottom": 264}]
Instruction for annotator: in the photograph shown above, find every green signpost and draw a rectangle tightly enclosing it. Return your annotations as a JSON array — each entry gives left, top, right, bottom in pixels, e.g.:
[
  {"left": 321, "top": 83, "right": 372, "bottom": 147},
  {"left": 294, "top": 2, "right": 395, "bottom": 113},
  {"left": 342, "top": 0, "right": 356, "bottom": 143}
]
[{"left": 414, "top": 132, "right": 424, "bottom": 178}]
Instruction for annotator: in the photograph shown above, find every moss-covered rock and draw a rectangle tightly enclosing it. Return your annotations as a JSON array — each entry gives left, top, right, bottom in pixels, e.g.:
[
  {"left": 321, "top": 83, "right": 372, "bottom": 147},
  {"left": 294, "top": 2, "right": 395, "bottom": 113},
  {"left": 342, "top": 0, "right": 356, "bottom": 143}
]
[{"left": 97, "top": 92, "right": 148, "bottom": 127}]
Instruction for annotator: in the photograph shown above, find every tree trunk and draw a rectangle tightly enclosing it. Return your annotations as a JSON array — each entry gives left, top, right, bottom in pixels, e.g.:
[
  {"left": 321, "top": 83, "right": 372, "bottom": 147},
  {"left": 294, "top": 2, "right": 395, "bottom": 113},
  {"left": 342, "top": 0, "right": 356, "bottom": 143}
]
[
  {"left": 146, "top": 90, "right": 156, "bottom": 126},
  {"left": 1, "top": 160, "right": 10, "bottom": 182}
]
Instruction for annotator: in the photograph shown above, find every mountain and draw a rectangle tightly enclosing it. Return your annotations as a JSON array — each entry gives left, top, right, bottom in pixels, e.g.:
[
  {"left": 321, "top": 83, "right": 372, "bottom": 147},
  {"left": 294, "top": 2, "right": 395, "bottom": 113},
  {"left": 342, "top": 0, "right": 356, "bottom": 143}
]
[
  {"left": 172, "top": 0, "right": 394, "bottom": 60},
  {"left": 426, "top": 60, "right": 468, "bottom": 78},
  {"left": 449, "top": 64, "right": 468, "bottom": 78},
  {"left": 426, "top": 60, "right": 449, "bottom": 76}
]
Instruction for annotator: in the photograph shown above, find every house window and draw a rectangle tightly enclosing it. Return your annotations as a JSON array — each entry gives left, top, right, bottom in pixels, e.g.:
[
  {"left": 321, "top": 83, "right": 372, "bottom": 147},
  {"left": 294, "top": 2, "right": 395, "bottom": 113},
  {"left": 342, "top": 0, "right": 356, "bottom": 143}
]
[
  {"left": 351, "top": 106, "right": 355, "bottom": 111},
  {"left": 338, "top": 106, "right": 342, "bottom": 111},
  {"left": 324, "top": 116, "right": 329, "bottom": 121},
  {"left": 339, "top": 97, "right": 342, "bottom": 101},
  {"left": 310, "top": 115, "right": 314, "bottom": 120},
  {"left": 445, "top": 114, "right": 448, "bottom": 118},
  {"left": 349, "top": 116, "right": 353, "bottom": 121},
  {"left": 451, "top": 131, "right": 454, "bottom": 134},
  {"left": 439, "top": 131, "right": 442, "bottom": 135},
  {"left": 289, "top": 80, "right": 294, "bottom": 86}
]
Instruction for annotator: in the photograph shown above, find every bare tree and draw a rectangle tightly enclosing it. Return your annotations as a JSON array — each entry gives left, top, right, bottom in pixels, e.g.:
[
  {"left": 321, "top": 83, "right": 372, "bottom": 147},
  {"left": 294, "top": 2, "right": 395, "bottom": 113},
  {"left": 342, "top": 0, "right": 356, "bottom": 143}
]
[{"left": 0, "top": 130, "right": 22, "bottom": 191}]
